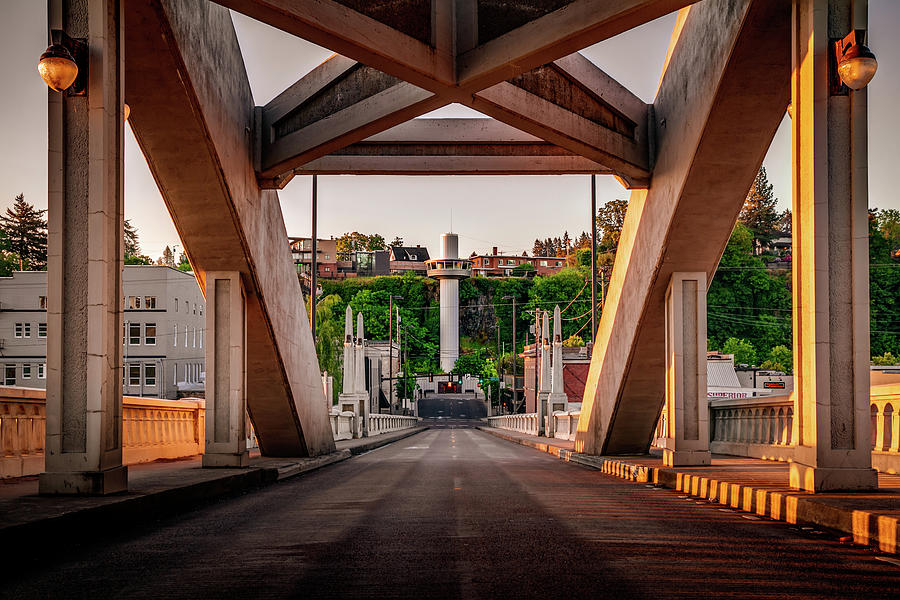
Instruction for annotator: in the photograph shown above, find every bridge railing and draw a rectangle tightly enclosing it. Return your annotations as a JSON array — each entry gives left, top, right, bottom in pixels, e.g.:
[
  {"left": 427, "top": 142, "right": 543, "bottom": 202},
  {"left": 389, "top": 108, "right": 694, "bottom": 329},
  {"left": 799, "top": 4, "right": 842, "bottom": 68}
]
[
  {"left": 330, "top": 410, "right": 356, "bottom": 441},
  {"left": 1, "top": 387, "right": 205, "bottom": 478},
  {"left": 487, "top": 413, "right": 539, "bottom": 437},
  {"left": 550, "top": 411, "right": 581, "bottom": 441},
  {"left": 369, "top": 414, "right": 419, "bottom": 436}
]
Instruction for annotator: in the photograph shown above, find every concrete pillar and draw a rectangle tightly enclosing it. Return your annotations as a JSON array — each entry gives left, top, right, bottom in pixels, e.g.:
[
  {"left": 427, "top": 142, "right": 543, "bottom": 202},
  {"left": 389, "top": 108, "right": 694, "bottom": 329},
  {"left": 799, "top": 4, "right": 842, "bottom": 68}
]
[
  {"left": 341, "top": 305, "right": 354, "bottom": 395},
  {"left": 538, "top": 311, "right": 551, "bottom": 436},
  {"left": 202, "top": 272, "right": 249, "bottom": 467},
  {"left": 548, "top": 305, "right": 568, "bottom": 436},
  {"left": 40, "top": 0, "right": 127, "bottom": 495},
  {"left": 789, "top": 0, "right": 877, "bottom": 491},
  {"left": 662, "top": 272, "right": 710, "bottom": 467},
  {"left": 439, "top": 278, "right": 459, "bottom": 372}
]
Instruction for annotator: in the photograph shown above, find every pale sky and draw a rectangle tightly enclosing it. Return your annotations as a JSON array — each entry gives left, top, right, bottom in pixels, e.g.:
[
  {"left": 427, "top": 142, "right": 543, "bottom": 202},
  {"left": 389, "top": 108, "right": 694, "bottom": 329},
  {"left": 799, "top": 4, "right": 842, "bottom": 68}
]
[{"left": 1, "top": 2, "right": 898, "bottom": 260}]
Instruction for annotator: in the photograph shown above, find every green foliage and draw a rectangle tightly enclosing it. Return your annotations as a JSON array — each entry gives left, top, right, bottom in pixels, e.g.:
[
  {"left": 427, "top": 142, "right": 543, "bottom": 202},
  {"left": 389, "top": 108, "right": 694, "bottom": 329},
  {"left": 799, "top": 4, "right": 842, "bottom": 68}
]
[
  {"left": 596, "top": 198, "right": 628, "bottom": 252},
  {"left": 0, "top": 194, "right": 47, "bottom": 270},
  {"left": 511, "top": 262, "right": 535, "bottom": 276},
  {"left": 336, "top": 231, "right": 387, "bottom": 253},
  {"left": 759, "top": 345, "right": 792, "bottom": 373},
  {"left": 525, "top": 268, "right": 591, "bottom": 342},
  {"left": 563, "top": 334, "right": 585, "bottom": 347},
  {"left": 124, "top": 220, "right": 153, "bottom": 265},
  {"left": 868, "top": 209, "right": 900, "bottom": 357},
  {"left": 872, "top": 352, "right": 898, "bottom": 366},
  {"left": 314, "top": 294, "right": 344, "bottom": 402},
  {"left": 722, "top": 337, "right": 757, "bottom": 366},
  {"left": 707, "top": 223, "right": 792, "bottom": 358}
]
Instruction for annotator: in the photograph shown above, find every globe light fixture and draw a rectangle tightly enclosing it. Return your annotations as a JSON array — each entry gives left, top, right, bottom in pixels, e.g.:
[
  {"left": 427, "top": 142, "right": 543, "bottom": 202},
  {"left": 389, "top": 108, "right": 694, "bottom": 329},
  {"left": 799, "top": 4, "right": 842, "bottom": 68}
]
[
  {"left": 834, "top": 30, "right": 878, "bottom": 92},
  {"left": 37, "top": 44, "right": 78, "bottom": 92},
  {"left": 37, "top": 31, "right": 87, "bottom": 95},
  {"left": 124, "top": 103, "right": 130, "bottom": 121}
]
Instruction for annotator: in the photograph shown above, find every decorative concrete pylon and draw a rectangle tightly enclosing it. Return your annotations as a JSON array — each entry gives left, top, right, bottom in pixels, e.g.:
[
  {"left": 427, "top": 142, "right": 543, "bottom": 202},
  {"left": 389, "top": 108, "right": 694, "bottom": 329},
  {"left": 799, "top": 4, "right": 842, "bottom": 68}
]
[
  {"left": 547, "top": 305, "right": 569, "bottom": 437},
  {"left": 788, "top": 0, "right": 877, "bottom": 491},
  {"left": 355, "top": 312, "right": 366, "bottom": 394},
  {"left": 538, "top": 310, "right": 551, "bottom": 435},
  {"left": 341, "top": 305, "right": 355, "bottom": 396}
]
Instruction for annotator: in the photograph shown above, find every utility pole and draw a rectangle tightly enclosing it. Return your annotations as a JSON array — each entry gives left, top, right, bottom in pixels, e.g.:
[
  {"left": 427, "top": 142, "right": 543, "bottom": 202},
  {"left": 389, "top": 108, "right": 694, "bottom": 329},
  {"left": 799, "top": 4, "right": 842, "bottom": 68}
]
[
  {"left": 311, "top": 174, "right": 318, "bottom": 338},
  {"left": 590, "top": 174, "right": 598, "bottom": 342},
  {"left": 388, "top": 294, "right": 403, "bottom": 414},
  {"left": 503, "top": 295, "right": 517, "bottom": 413}
]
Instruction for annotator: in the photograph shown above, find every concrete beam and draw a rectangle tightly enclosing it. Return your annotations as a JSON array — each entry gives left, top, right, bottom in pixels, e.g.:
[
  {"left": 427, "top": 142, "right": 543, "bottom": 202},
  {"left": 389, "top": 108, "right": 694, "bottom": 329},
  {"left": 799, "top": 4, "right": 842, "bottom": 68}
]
[
  {"left": 292, "top": 119, "right": 612, "bottom": 175},
  {"left": 470, "top": 56, "right": 651, "bottom": 187},
  {"left": 575, "top": 0, "right": 791, "bottom": 455},
  {"left": 126, "top": 0, "right": 335, "bottom": 457},
  {"left": 258, "top": 57, "right": 444, "bottom": 186},
  {"left": 214, "top": 0, "right": 455, "bottom": 91},
  {"left": 457, "top": 0, "right": 697, "bottom": 92}
]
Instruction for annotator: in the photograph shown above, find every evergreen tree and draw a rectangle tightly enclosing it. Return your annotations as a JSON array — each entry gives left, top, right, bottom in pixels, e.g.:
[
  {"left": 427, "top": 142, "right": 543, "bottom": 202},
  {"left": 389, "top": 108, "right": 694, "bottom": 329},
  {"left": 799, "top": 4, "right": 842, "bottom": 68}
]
[
  {"left": 777, "top": 209, "right": 792, "bottom": 236},
  {"left": 739, "top": 167, "right": 780, "bottom": 253},
  {"left": 532, "top": 239, "right": 543, "bottom": 257},
  {"left": 158, "top": 245, "right": 175, "bottom": 268},
  {"left": 124, "top": 219, "right": 140, "bottom": 256},
  {"left": 0, "top": 194, "right": 47, "bottom": 270},
  {"left": 389, "top": 236, "right": 404, "bottom": 247}
]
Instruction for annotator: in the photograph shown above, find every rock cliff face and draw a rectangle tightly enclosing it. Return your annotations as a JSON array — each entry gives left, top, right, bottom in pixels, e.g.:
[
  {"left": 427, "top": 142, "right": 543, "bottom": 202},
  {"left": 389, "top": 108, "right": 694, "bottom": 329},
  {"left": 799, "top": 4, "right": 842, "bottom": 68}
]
[{"left": 460, "top": 289, "right": 498, "bottom": 343}]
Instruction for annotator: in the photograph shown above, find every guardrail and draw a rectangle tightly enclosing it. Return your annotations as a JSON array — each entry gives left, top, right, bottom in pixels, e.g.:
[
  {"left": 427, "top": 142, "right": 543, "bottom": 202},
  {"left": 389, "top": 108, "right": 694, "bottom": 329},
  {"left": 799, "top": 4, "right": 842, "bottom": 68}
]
[
  {"left": 708, "top": 394, "right": 795, "bottom": 462},
  {"left": 330, "top": 410, "right": 356, "bottom": 441},
  {"left": 1, "top": 387, "right": 205, "bottom": 478},
  {"left": 486, "top": 413, "right": 539, "bottom": 437},
  {"left": 369, "top": 413, "right": 419, "bottom": 436},
  {"left": 550, "top": 411, "right": 581, "bottom": 441}
]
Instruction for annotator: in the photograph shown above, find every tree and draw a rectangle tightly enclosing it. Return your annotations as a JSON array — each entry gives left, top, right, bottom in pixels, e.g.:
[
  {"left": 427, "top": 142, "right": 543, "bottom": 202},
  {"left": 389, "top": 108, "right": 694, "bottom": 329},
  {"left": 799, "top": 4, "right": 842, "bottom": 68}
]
[
  {"left": 777, "top": 209, "right": 792, "bottom": 236},
  {"left": 176, "top": 251, "right": 191, "bottom": 272},
  {"left": 722, "top": 337, "right": 758, "bottom": 366},
  {"left": 158, "top": 245, "right": 175, "bottom": 267},
  {"left": 563, "top": 334, "right": 585, "bottom": 347},
  {"left": 314, "top": 294, "right": 345, "bottom": 403},
  {"left": 124, "top": 219, "right": 153, "bottom": 265},
  {"left": 760, "top": 344, "right": 792, "bottom": 373},
  {"left": 0, "top": 194, "right": 47, "bottom": 270},
  {"left": 739, "top": 167, "right": 780, "bottom": 253},
  {"left": 532, "top": 239, "right": 544, "bottom": 257},
  {"left": 876, "top": 208, "right": 900, "bottom": 252},
  {"left": 336, "top": 231, "right": 387, "bottom": 253},
  {"left": 389, "top": 236, "right": 404, "bottom": 247},
  {"left": 596, "top": 198, "right": 628, "bottom": 252},
  {"left": 511, "top": 262, "right": 535, "bottom": 276}
]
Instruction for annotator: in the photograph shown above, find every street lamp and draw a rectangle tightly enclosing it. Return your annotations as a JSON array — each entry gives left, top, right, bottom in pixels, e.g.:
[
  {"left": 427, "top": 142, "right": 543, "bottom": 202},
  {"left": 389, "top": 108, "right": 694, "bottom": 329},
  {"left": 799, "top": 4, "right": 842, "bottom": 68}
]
[
  {"left": 833, "top": 30, "right": 878, "bottom": 92},
  {"left": 388, "top": 295, "right": 403, "bottom": 413},
  {"left": 502, "top": 295, "right": 517, "bottom": 413},
  {"left": 38, "top": 31, "right": 86, "bottom": 95}
]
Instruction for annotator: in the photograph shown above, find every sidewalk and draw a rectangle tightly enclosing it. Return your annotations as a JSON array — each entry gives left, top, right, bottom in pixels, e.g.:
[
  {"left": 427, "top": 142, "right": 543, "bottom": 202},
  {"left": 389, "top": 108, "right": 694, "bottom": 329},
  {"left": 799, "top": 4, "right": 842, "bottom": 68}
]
[
  {"left": 479, "top": 426, "right": 900, "bottom": 555},
  {"left": 0, "top": 426, "right": 427, "bottom": 545}
]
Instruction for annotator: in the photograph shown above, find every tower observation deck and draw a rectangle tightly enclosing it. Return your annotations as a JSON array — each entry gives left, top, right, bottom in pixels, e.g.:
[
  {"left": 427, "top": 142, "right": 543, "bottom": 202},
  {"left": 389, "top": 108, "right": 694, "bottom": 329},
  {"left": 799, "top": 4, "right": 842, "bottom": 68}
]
[{"left": 425, "top": 233, "right": 471, "bottom": 372}]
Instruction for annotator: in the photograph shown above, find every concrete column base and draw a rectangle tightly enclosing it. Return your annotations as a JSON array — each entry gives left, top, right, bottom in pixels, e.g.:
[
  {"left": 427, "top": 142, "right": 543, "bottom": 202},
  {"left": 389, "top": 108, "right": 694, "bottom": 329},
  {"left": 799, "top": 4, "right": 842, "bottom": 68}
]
[
  {"left": 663, "top": 449, "right": 711, "bottom": 467},
  {"left": 203, "top": 452, "right": 250, "bottom": 468},
  {"left": 789, "top": 463, "right": 878, "bottom": 492},
  {"left": 39, "top": 465, "right": 128, "bottom": 495}
]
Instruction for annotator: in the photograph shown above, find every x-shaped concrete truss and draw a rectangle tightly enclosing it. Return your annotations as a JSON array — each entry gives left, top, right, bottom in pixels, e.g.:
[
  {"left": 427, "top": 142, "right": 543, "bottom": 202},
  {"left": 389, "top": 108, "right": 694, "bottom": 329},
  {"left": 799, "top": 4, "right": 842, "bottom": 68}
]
[{"left": 218, "top": 0, "right": 697, "bottom": 188}]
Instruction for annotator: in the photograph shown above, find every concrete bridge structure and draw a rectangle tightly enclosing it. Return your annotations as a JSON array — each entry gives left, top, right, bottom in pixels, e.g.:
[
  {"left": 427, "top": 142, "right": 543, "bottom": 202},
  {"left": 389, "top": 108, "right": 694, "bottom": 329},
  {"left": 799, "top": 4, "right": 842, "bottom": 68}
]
[{"left": 41, "top": 0, "right": 876, "bottom": 494}]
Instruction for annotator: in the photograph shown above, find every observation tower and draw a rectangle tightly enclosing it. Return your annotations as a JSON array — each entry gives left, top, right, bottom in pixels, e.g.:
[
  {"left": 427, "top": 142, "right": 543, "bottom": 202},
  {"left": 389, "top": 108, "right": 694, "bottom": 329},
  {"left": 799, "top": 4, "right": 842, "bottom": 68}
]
[{"left": 425, "top": 233, "right": 472, "bottom": 372}]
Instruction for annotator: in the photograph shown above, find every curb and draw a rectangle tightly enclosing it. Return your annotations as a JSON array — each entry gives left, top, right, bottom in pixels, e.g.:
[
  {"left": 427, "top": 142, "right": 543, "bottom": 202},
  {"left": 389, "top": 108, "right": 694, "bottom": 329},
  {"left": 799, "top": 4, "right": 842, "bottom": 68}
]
[
  {"left": 478, "top": 426, "right": 900, "bottom": 555},
  {"left": 1, "top": 427, "right": 428, "bottom": 552}
]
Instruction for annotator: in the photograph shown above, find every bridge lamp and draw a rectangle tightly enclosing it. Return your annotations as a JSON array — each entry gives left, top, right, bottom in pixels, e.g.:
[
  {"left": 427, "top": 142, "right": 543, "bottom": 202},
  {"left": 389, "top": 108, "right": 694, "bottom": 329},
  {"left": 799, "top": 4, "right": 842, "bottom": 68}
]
[
  {"left": 38, "top": 31, "right": 87, "bottom": 95},
  {"left": 833, "top": 30, "right": 877, "bottom": 92}
]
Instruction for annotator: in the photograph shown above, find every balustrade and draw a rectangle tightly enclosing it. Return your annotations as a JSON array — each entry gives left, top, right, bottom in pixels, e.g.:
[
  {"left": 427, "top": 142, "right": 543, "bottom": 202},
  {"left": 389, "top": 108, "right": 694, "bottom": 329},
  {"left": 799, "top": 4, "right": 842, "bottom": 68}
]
[{"left": 487, "top": 413, "right": 539, "bottom": 437}]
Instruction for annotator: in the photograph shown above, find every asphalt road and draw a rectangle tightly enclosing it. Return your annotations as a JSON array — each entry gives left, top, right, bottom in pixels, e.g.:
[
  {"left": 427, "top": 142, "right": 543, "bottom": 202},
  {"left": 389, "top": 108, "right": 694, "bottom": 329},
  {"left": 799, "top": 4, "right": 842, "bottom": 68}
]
[{"left": 5, "top": 427, "right": 900, "bottom": 599}]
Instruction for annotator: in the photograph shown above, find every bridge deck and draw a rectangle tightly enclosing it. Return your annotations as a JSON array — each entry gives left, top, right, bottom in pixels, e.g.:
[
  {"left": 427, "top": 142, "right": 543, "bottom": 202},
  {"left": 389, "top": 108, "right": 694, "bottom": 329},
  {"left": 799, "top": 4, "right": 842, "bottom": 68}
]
[{"left": 3, "top": 427, "right": 900, "bottom": 598}]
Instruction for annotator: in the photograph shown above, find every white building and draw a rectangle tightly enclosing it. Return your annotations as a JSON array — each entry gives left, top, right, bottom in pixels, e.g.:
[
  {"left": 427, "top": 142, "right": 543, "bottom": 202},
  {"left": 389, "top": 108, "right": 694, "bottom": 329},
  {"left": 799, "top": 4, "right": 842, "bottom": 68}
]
[{"left": 0, "top": 266, "right": 205, "bottom": 399}]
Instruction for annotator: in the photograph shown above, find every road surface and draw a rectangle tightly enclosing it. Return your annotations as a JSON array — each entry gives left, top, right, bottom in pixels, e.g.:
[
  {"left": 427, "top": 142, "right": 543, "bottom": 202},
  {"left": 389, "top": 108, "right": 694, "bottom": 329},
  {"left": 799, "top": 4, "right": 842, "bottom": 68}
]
[{"left": 4, "top": 426, "right": 900, "bottom": 599}]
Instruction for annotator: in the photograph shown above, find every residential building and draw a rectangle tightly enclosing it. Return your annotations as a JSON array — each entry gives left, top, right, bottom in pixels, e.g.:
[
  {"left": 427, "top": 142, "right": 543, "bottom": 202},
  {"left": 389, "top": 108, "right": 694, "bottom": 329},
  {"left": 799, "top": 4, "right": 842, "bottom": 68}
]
[
  {"left": 471, "top": 247, "right": 565, "bottom": 277},
  {"left": 289, "top": 237, "right": 339, "bottom": 279},
  {"left": 389, "top": 246, "right": 430, "bottom": 275},
  {"left": 0, "top": 266, "right": 205, "bottom": 399}
]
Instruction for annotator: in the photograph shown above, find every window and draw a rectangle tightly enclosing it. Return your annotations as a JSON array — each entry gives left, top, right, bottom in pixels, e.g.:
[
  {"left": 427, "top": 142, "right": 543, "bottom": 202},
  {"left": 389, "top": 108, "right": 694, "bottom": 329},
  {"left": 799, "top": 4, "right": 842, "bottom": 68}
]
[
  {"left": 144, "top": 364, "right": 156, "bottom": 387},
  {"left": 540, "top": 260, "right": 548, "bottom": 267},
  {"left": 199, "top": 329, "right": 203, "bottom": 349},
  {"left": 38, "top": 364, "right": 45, "bottom": 379},
  {"left": 193, "top": 303, "right": 197, "bottom": 315},
  {"left": 173, "top": 324, "right": 178, "bottom": 347},
  {"left": 129, "top": 323, "right": 141, "bottom": 345},
  {"left": 128, "top": 364, "right": 141, "bottom": 386},
  {"left": 556, "top": 261, "right": 562, "bottom": 267},
  {"left": 144, "top": 296, "right": 157, "bottom": 309},
  {"left": 192, "top": 327, "right": 196, "bottom": 348},
  {"left": 23, "top": 323, "right": 31, "bottom": 338},
  {"left": 185, "top": 300, "right": 188, "bottom": 313},
  {"left": 144, "top": 323, "right": 156, "bottom": 345},
  {"left": 38, "top": 323, "right": 47, "bottom": 338},
  {"left": 5, "top": 365, "right": 16, "bottom": 385},
  {"left": 22, "top": 364, "right": 31, "bottom": 379},
  {"left": 199, "top": 305, "right": 203, "bottom": 317},
  {"left": 173, "top": 364, "right": 177, "bottom": 385},
  {"left": 185, "top": 326, "right": 188, "bottom": 347},
  {"left": 175, "top": 298, "right": 179, "bottom": 312},
  {"left": 39, "top": 296, "right": 47, "bottom": 309},
  {"left": 128, "top": 296, "right": 142, "bottom": 309},
  {"left": 324, "top": 267, "right": 331, "bottom": 272},
  {"left": 325, "top": 254, "right": 330, "bottom": 260},
  {"left": 14, "top": 323, "right": 23, "bottom": 338}
]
